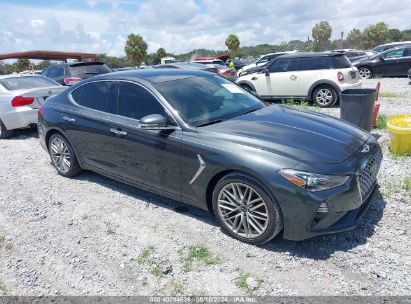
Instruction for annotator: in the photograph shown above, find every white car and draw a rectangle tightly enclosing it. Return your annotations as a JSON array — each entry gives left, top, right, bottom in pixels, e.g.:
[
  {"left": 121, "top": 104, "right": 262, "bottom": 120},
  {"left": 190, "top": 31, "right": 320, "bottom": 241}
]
[
  {"left": 238, "top": 51, "right": 300, "bottom": 76},
  {"left": 236, "top": 52, "right": 362, "bottom": 107},
  {"left": 0, "top": 74, "right": 65, "bottom": 139}
]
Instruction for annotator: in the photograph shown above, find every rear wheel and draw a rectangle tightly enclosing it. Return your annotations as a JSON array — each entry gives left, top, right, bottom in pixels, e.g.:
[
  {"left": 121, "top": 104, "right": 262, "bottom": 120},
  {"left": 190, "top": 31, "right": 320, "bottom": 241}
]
[
  {"left": 358, "top": 67, "right": 372, "bottom": 79},
  {"left": 212, "top": 173, "right": 283, "bottom": 244},
  {"left": 0, "top": 120, "right": 13, "bottom": 139},
  {"left": 313, "top": 85, "right": 338, "bottom": 108},
  {"left": 48, "top": 133, "right": 82, "bottom": 177}
]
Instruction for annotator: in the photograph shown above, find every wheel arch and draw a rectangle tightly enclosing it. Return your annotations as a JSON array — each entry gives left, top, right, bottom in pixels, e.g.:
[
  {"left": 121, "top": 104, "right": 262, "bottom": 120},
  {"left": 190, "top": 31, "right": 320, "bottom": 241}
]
[
  {"left": 44, "top": 128, "right": 83, "bottom": 167},
  {"left": 308, "top": 80, "right": 341, "bottom": 101},
  {"left": 237, "top": 80, "right": 257, "bottom": 92}
]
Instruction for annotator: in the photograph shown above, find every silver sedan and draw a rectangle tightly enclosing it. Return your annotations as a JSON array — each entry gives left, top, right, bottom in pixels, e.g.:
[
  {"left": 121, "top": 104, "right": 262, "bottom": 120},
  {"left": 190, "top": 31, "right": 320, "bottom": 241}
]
[{"left": 0, "top": 74, "right": 65, "bottom": 139}]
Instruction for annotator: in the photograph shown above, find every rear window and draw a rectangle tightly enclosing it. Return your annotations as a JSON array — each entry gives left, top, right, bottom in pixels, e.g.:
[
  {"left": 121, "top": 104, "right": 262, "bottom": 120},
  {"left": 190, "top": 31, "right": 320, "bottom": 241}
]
[
  {"left": 0, "top": 76, "right": 59, "bottom": 91},
  {"left": 327, "top": 55, "right": 352, "bottom": 68},
  {"left": 69, "top": 64, "right": 111, "bottom": 76}
]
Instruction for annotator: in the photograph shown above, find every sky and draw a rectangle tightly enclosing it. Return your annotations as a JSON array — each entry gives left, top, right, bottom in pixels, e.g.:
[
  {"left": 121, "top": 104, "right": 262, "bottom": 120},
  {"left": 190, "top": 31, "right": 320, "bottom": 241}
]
[{"left": 0, "top": 0, "right": 411, "bottom": 57}]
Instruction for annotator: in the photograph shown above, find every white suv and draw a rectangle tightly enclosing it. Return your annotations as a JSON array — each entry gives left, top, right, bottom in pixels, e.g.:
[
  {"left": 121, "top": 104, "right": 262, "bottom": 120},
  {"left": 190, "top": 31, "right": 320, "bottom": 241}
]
[{"left": 236, "top": 52, "right": 362, "bottom": 107}]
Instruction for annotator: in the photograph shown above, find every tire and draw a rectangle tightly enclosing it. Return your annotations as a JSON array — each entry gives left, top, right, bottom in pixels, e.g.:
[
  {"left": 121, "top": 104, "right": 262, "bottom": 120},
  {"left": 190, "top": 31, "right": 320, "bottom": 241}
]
[
  {"left": 48, "top": 133, "right": 82, "bottom": 177},
  {"left": 0, "top": 119, "right": 13, "bottom": 139},
  {"left": 358, "top": 67, "right": 372, "bottom": 79},
  {"left": 240, "top": 84, "right": 253, "bottom": 92},
  {"left": 212, "top": 172, "right": 283, "bottom": 245},
  {"left": 313, "top": 85, "right": 338, "bottom": 108}
]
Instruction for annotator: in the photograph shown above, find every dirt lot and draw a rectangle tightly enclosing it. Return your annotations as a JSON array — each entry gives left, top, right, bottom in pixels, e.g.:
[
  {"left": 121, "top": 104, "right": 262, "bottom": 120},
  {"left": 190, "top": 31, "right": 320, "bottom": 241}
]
[{"left": 0, "top": 78, "right": 410, "bottom": 296}]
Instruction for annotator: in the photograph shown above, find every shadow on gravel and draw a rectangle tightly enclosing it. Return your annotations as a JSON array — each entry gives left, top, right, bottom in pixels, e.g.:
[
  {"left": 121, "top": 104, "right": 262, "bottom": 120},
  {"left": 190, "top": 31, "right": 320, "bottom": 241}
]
[
  {"left": 73, "top": 171, "right": 219, "bottom": 226},
  {"left": 74, "top": 171, "right": 386, "bottom": 260},
  {"left": 7, "top": 128, "right": 38, "bottom": 140},
  {"left": 261, "top": 191, "right": 387, "bottom": 260}
]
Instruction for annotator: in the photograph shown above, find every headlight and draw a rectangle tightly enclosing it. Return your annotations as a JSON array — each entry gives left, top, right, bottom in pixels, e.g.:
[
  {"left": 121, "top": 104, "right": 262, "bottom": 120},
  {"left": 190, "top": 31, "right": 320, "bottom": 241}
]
[{"left": 280, "top": 169, "right": 350, "bottom": 192}]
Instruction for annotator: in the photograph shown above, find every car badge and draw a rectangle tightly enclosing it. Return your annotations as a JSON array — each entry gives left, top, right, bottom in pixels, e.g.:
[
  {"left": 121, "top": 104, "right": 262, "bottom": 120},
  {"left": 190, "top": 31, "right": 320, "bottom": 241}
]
[
  {"left": 48, "top": 90, "right": 53, "bottom": 95},
  {"left": 361, "top": 144, "right": 370, "bottom": 153}
]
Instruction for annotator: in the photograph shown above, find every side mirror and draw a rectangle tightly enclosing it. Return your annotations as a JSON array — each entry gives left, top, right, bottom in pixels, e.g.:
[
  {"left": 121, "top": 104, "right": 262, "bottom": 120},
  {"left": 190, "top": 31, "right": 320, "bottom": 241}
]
[{"left": 140, "top": 114, "right": 172, "bottom": 130}]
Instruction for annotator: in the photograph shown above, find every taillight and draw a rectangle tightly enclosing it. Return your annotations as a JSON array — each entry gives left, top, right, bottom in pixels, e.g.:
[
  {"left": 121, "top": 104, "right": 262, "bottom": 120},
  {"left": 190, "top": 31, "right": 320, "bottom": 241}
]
[
  {"left": 64, "top": 77, "right": 81, "bottom": 86},
  {"left": 337, "top": 71, "right": 344, "bottom": 82},
  {"left": 11, "top": 96, "right": 35, "bottom": 107},
  {"left": 221, "top": 69, "right": 232, "bottom": 76}
]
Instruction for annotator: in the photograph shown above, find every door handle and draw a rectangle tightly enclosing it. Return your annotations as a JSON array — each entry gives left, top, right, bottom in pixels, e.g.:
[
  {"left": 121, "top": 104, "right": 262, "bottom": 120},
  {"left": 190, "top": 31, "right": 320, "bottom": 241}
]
[
  {"left": 290, "top": 75, "right": 297, "bottom": 80},
  {"left": 62, "top": 115, "right": 75, "bottom": 123},
  {"left": 110, "top": 128, "right": 127, "bottom": 136}
]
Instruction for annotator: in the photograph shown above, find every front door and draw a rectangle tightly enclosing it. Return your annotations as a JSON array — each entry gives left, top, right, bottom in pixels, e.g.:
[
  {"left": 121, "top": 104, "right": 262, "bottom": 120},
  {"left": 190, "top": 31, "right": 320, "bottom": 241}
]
[
  {"left": 263, "top": 58, "right": 300, "bottom": 98},
  {"left": 106, "top": 81, "right": 182, "bottom": 196}
]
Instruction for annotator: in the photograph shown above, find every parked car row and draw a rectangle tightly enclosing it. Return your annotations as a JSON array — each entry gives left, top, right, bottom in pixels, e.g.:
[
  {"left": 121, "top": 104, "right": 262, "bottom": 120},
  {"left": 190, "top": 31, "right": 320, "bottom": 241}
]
[{"left": 35, "top": 68, "right": 382, "bottom": 244}]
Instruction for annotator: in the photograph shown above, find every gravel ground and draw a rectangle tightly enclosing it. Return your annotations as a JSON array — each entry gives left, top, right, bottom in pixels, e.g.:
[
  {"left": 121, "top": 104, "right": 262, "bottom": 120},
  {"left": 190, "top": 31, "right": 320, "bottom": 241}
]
[{"left": 0, "top": 78, "right": 410, "bottom": 297}]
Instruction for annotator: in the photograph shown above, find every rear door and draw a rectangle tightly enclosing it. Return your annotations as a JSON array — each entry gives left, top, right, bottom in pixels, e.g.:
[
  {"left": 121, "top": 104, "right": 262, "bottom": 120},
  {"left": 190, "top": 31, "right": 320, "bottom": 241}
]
[
  {"left": 294, "top": 57, "right": 331, "bottom": 96},
  {"left": 63, "top": 80, "right": 118, "bottom": 172}
]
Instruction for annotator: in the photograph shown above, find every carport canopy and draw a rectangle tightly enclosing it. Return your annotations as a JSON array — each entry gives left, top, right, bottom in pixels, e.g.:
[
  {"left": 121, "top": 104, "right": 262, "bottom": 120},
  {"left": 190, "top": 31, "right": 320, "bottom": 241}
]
[{"left": 0, "top": 50, "right": 97, "bottom": 62}]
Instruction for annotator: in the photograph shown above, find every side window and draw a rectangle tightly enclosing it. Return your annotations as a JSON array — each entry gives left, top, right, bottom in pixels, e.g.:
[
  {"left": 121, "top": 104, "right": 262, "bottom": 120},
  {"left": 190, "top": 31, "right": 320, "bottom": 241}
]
[
  {"left": 41, "top": 69, "right": 49, "bottom": 77},
  {"left": 268, "top": 58, "right": 298, "bottom": 73},
  {"left": 257, "top": 56, "right": 269, "bottom": 64},
  {"left": 299, "top": 57, "right": 329, "bottom": 70},
  {"left": 404, "top": 48, "right": 411, "bottom": 57},
  {"left": 117, "top": 82, "right": 166, "bottom": 120},
  {"left": 47, "top": 67, "right": 65, "bottom": 78},
  {"left": 71, "top": 81, "right": 114, "bottom": 113},
  {"left": 383, "top": 49, "right": 405, "bottom": 59}
]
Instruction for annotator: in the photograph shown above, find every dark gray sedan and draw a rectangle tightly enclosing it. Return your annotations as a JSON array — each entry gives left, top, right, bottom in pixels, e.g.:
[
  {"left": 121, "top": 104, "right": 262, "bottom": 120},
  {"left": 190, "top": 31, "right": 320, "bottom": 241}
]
[{"left": 38, "top": 70, "right": 382, "bottom": 244}]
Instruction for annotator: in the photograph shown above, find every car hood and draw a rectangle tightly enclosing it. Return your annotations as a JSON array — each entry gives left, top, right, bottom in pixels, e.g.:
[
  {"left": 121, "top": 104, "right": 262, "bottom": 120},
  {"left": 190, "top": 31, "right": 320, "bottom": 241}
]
[{"left": 199, "top": 105, "right": 370, "bottom": 164}]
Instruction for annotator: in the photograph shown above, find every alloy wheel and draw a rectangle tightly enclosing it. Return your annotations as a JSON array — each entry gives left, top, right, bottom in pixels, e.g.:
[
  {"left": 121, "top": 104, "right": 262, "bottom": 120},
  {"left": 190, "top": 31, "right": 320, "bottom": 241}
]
[
  {"left": 50, "top": 137, "right": 71, "bottom": 173},
  {"left": 359, "top": 67, "right": 371, "bottom": 79},
  {"left": 315, "top": 88, "right": 333, "bottom": 106},
  {"left": 217, "top": 183, "right": 269, "bottom": 239}
]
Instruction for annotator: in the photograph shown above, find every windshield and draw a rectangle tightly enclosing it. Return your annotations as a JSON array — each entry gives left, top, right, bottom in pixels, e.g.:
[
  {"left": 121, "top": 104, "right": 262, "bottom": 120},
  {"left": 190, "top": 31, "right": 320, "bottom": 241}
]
[
  {"left": 0, "top": 76, "right": 60, "bottom": 91},
  {"left": 155, "top": 75, "right": 265, "bottom": 127}
]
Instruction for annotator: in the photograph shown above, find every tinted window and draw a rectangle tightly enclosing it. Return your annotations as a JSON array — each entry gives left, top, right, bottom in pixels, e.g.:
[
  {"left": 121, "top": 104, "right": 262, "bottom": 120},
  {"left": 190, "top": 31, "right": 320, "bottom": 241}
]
[
  {"left": 47, "top": 67, "right": 65, "bottom": 78},
  {"left": 117, "top": 82, "right": 166, "bottom": 120},
  {"left": 0, "top": 76, "right": 59, "bottom": 91},
  {"left": 299, "top": 57, "right": 329, "bottom": 70},
  {"left": 69, "top": 64, "right": 111, "bottom": 76},
  {"left": 327, "top": 55, "right": 351, "bottom": 68},
  {"left": 72, "top": 81, "right": 113, "bottom": 112},
  {"left": 257, "top": 56, "right": 270, "bottom": 64},
  {"left": 383, "top": 49, "right": 405, "bottom": 58},
  {"left": 404, "top": 48, "right": 411, "bottom": 57},
  {"left": 155, "top": 75, "right": 264, "bottom": 127},
  {"left": 268, "top": 58, "right": 299, "bottom": 72}
]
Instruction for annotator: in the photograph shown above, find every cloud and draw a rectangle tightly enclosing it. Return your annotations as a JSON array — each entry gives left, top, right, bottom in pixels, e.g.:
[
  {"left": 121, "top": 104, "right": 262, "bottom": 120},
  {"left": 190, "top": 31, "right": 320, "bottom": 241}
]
[{"left": 0, "top": 0, "right": 410, "bottom": 57}]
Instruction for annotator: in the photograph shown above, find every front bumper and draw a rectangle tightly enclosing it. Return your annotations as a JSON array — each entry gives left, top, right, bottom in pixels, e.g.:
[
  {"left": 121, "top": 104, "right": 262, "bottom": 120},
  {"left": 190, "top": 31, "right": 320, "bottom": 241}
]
[
  {"left": 0, "top": 107, "right": 37, "bottom": 130},
  {"left": 273, "top": 141, "right": 382, "bottom": 241}
]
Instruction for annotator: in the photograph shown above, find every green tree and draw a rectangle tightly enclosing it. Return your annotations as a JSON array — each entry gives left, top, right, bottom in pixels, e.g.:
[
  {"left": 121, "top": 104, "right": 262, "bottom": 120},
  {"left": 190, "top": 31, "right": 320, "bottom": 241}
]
[
  {"left": 16, "top": 59, "right": 31, "bottom": 72},
  {"left": 225, "top": 34, "right": 240, "bottom": 55},
  {"left": 156, "top": 47, "right": 167, "bottom": 59},
  {"left": 388, "top": 28, "right": 402, "bottom": 42},
  {"left": 401, "top": 29, "right": 411, "bottom": 40},
  {"left": 38, "top": 60, "right": 52, "bottom": 70},
  {"left": 124, "top": 34, "right": 148, "bottom": 66},
  {"left": 312, "top": 21, "right": 332, "bottom": 50},
  {"left": 347, "top": 28, "right": 363, "bottom": 49},
  {"left": 362, "top": 22, "right": 389, "bottom": 49}
]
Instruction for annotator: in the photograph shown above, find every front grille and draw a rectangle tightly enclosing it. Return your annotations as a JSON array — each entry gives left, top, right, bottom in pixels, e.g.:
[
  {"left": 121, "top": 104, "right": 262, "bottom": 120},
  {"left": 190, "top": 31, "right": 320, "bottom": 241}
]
[{"left": 359, "top": 148, "right": 383, "bottom": 200}]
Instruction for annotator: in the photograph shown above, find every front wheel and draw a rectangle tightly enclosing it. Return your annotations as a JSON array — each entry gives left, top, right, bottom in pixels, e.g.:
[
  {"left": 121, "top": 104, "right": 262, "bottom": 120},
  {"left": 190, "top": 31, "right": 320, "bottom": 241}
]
[
  {"left": 212, "top": 173, "right": 283, "bottom": 245},
  {"left": 48, "top": 133, "right": 82, "bottom": 177},
  {"left": 313, "top": 85, "right": 338, "bottom": 108},
  {"left": 358, "top": 67, "right": 372, "bottom": 79}
]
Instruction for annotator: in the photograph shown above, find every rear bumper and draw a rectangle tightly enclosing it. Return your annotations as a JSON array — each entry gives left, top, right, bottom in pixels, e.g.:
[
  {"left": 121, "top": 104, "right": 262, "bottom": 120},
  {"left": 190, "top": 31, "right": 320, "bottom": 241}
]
[{"left": 0, "top": 107, "right": 37, "bottom": 130}]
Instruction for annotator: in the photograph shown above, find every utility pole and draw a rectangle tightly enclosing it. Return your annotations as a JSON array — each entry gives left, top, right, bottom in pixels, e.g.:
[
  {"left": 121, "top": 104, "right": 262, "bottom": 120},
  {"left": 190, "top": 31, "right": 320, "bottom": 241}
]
[{"left": 340, "top": 31, "right": 344, "bottom": 49}]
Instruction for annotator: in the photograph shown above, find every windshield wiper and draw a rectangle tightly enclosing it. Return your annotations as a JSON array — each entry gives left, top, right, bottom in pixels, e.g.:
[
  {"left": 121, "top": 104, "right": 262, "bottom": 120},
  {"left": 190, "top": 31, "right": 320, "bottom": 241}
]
[
  {"left": 197, "top": 119, "right": 223, "bottom": 127},
  {"left": 239, "top": 107, "right": 261, "bottom": 116}
]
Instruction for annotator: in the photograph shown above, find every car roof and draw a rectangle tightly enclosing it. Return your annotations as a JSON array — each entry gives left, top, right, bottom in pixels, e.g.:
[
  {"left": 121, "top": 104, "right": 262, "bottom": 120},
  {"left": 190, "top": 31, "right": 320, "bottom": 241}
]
[
  {"left": 86, "top": 69, "right": 212, "bottom": 84},
  {"left": 277, "top": 52, "right": 344, "bottom": 59},
  {"left": 376, "top": 41, "right": 411, "bottom": 47},
  {"left": 44, "top": 61, "right": 106, "bottom": 68}
]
